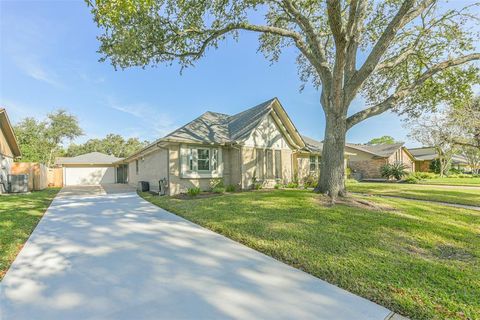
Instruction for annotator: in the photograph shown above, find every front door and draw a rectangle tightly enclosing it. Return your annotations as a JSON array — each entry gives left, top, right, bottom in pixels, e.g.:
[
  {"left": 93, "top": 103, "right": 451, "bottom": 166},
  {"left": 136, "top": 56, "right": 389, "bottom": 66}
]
[{"left": 116, "top": 164, "right": 128, "bottom": 183}]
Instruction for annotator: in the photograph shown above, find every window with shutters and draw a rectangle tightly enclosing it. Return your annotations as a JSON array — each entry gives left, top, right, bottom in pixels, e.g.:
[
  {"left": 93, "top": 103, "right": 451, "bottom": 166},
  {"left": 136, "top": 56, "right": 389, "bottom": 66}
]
[{"left": 181, "top": 146, "right": 222, "bottom": 178}]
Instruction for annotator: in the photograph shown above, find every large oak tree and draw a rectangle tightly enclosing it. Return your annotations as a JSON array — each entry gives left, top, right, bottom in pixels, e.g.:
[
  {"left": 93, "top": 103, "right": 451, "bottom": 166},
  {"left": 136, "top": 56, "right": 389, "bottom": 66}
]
[{"left": 87, "top": 0, "right": 480, "bottom": 197}]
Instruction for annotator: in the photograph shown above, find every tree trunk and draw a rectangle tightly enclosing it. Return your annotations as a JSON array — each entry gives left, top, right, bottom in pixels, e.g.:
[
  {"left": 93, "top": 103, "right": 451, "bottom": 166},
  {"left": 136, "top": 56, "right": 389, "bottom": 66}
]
[{"left": 315, "top": 112, "right": 347, "bottom": 198}]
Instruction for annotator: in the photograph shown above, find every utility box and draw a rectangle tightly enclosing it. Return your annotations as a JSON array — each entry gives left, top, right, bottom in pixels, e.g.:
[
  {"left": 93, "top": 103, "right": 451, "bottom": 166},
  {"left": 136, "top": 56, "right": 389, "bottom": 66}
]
[
  {"left": 138, "top": 181, "right": 149, "bottom": 192},
  {"left": 8, "top": 174, "right": 29, "bottom": 193}
]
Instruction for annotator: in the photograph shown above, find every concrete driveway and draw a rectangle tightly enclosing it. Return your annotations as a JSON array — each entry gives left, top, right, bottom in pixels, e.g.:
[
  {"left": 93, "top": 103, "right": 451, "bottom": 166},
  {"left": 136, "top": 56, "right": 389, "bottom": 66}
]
[{"left": 1, "top": 185, "right": 393, "bottom": 320}]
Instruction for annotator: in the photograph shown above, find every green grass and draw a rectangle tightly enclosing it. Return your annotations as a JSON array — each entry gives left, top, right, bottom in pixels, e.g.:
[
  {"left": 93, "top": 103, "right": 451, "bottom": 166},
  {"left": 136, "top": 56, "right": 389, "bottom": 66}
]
[
  {"left": 141, "top": 190, "right": 480, "bottom": 320},
  {"left": 0, "top": 188, "right": 60, "bottom": 280},
  {"left": 346, "top": 182, "right": 480, "bottom": 207},
  {"left": 418, "top": 177, "right": 480, "bottom": 186}
]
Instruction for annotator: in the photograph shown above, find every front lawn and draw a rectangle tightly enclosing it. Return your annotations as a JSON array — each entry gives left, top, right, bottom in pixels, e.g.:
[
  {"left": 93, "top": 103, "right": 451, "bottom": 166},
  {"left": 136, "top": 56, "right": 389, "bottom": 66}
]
[
  {"left": 347, "top": 182, "right": 480, "bottom": 207},
  {"left": 141, "top": 190, "right": 479, "bottom": 320},
  {"left": 0, "top": 188, "right": 60, "bottom": 280},
  {"left": 418, "top": 177, "right": 480, "bottom": 186}
]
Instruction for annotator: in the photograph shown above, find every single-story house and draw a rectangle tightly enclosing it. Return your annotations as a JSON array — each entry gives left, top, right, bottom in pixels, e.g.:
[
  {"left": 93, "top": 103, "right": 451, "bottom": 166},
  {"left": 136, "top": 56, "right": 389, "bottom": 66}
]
[
  {"left": 55, "top": 152, "right": 125, "bottom": 186},
  {"left": 345, "top": 142, "right": 415, "bottom": 179},
  {"left": 117, "top": 98, "right": 342, "bottom": 195},
  {"left": 408, "top": 147, "right": 469, "bottom": 172},
  {"left": 0, "top": 108, "right": 22, "bottom": 193}
]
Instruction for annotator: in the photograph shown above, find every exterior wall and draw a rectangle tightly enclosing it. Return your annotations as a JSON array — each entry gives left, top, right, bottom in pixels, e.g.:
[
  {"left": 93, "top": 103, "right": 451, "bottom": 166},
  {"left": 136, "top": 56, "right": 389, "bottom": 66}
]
[
  {"left": 415, "top": 160, "right": 431, "bottom": 172},
  {"left": 244, "top": 115, "right": 290, "bottom": 149},
  {"left": 0, "top": 154, "right": 13, "bottom": 193},
  {"left": 348, "top": 158, "right": 387, "bottom": 179},
  {"left": 128, "top": 147, "right": 169, "bottom": 191},
  {"left": 387, "top": 147, "right": 415, "bottom": 173},
  {"left": 294, "top": 153, "right": 316, "bottom": 184},
  {"left": 0, "top": 126, "right": 14, "bottom": 158}
]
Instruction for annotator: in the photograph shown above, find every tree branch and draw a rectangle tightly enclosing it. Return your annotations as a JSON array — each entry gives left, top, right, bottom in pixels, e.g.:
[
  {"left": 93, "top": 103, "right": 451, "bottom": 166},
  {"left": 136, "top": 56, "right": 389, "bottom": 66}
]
[
  {"left": 346, "top": 53, "right": 480, "bottom": 129},
  {"left": 345, "top": 0, "right": 435, "bottom": 101}
]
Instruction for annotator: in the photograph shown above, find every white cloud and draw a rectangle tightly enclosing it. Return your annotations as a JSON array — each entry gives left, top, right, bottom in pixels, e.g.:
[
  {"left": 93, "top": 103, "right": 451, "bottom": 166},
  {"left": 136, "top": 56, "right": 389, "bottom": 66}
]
[
  {"left": 15, "top": 57, "right": 64, "bottom": 88},
  {"left": 107, "top": 98, "right": 178, "bottom": 140}
]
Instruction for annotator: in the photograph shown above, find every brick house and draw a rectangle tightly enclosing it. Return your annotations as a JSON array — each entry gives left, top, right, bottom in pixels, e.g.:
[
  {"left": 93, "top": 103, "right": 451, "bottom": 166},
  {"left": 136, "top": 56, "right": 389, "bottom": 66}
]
[{"left": 345, "top": 143, "right": 416, "bottom": 179}]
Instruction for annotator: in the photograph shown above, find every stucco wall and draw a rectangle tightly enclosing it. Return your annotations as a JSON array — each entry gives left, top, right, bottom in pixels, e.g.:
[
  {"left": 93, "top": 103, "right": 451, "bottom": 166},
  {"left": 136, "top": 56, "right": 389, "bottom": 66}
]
[
  {"left": 294, "top": 153, "right": 315, "bottom": 183},
  {"left": 244, "top": 115, "right": 290, "bottom": 149},
  {"left": 128, "top": 148, "right": 169, "bottom": 191}
]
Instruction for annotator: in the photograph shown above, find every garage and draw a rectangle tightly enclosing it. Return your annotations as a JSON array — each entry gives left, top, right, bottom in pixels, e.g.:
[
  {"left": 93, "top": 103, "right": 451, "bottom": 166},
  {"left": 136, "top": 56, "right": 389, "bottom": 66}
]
[{"left": 55, "top": 152, "right": 124, "bottom": 186}]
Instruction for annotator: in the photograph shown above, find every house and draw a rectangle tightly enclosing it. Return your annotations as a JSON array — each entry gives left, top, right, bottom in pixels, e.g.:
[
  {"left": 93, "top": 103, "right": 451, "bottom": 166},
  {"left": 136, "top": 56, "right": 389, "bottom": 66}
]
[
  {"left": 117, "top": 98, "right": 329, "bottom": 195},
  {"left": 409, "top": 147, "right": 469, "bottom": 172},
  {"left": 55, "top": 152, "right": 124, "bottom": 186},
  {"left": 0, "top": 108, "right": 22, "bottom": 193},
  {"left": 345, "top": 142, "right": 415, "bottom": 179}
]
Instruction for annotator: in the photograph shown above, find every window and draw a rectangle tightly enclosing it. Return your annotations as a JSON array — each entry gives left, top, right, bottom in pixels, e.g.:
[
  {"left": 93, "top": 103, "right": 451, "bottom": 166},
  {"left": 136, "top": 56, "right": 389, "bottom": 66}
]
[
  {"left": 275, "top": 150, "right": 282, "bottom": 179},
  {"left": 135, "top": 160, "right": 139, "bottom": 174},
  {"left": 197, "top": 148, "right": 210, "bottom": 171},
  {"left": 266, "top": 150, "right": 274, "bottom": 179},
  {"left": 255, "top": 149, "right": 265, "bottom": 179},
  {"left": 183, "top": 146, "right": 221, "bottom": 177},
  {"left": 310, "top": 155, "right": 320, "bottom": 171}
]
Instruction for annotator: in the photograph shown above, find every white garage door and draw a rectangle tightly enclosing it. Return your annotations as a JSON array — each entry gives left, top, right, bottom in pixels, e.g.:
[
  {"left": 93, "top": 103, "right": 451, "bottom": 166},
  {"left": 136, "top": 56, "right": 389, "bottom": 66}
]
[{"left": 64, "top": 167, "right": 115, "bottom": 185}]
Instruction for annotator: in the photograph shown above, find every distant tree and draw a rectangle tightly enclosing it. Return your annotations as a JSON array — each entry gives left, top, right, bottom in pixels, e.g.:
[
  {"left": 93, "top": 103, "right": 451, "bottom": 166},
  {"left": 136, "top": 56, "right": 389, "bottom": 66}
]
[
  {"left": 367, "top": 135, "right": 396, "bottom": 145},
  {"left": 459, "top": 146, "right": 480, "bottom": 174},
  {"left": 448, "top": 96, "right": 480, "bottom": 148},
  {"left": 66, "top": 134, "right": 149, "bottom": 158},
  {"left": 406, "top": 112, "right": 457, "bottom": 177},
  {"left": 87, "top": 0, "right": 480, "bottom": 198},
  {"left": 14, "top": 110, "right": 83, "bottom": 166}
]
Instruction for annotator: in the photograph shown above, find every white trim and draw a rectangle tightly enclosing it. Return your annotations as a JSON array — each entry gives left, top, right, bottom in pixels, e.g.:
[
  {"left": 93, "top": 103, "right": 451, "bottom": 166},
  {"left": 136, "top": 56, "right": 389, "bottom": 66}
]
[{"left": 180, "top": 144, "right": 224, "bottom": 178}]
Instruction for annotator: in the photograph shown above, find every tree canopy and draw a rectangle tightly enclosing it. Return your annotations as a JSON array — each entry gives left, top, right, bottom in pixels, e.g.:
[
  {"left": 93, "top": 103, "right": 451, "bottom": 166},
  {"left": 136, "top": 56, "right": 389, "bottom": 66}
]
[
  {"left": 14, "top": 110, "right": 83, "bottom": 166},
  {"left": 367, "top": 135, "right": 396, "bottom": 145},
  {"left": 66, "top": 134, "right": 149, "bottom": 158},
  {"left": 88, "top": 0, "right": 480, "bottom": 197}
]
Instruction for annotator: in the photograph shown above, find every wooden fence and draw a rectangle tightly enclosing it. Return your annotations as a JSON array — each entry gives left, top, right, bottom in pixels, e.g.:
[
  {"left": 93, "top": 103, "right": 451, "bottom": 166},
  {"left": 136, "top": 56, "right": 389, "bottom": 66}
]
[{"left": 11, "top": 163, "right": 63, "bottom": 190}]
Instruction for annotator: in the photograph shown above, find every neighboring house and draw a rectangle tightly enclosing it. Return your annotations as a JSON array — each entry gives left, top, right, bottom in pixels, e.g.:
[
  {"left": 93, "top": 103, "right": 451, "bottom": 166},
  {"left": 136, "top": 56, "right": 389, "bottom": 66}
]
[
  {"left": 117, "top": 98, "right": 327, "bottom": 195},
  {"left": 0, "top": 108, "right": 22, "bottom": 193},
  {"left": 409, "top": 147, "right": 469, "bottom": 172},
  {"left": 55, "top": 152, "right": 124, "bottom": 186},
  {"left": 345, "top": 142, "right": 415, "bottom": 179}
]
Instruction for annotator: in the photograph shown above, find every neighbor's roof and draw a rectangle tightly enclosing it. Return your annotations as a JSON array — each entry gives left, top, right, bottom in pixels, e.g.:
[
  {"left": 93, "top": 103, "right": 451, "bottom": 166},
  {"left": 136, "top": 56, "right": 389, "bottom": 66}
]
[
  {"left": 55, "top": 152, "right": 123, "bottom": 165},
  {"left": 346, "top": 142, "right": 405, "bottom": 158},
  {"left": 0, "top": 108, "right": 21, "bottom": 157},
  {"left": 302, "top": 135, "right": 324, "bottom": 153},
  {"left": 123, "top": 98, "right": 308, "bottom": 161},
  {"left": 408, "top": 147, "right": 438, "bottom": 161}
]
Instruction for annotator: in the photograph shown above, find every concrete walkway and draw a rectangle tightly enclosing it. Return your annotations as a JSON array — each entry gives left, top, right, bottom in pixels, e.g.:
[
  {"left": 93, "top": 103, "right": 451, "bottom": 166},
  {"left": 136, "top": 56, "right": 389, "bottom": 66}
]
[{"left": 1, "top": 185, "right": 393, "bottom": 320}]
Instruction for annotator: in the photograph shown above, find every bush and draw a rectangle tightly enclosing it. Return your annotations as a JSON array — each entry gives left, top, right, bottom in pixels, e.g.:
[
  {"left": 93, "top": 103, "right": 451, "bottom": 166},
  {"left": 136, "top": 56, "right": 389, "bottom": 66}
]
[
  {"left": 212, "top": 186, "right": 225, "bottom": 194},
  {"left": 210, "top": 178, "right": 224, "bottom": 190},
  {"left": 380, "top": 162, "right": 408, "bottom": 180},
  {"left": 302, "top": 173, "right": 318, "bottom": 188},
  {"left": 187, "top": 187, "right": 201, "bottom": 196},
  {"left": 346, "top": 178, "right": 359, "bottom": 184},
  {"left": 225, "top": 184, "right": 236, "bottom": 192},
  {"left": 284, "top": 182, "right": 299, "bottom": 188},
  {"left": 404, "top": 176, "right": 419, "bottom": 184},
  {"left": 274, "top": 183, "right": 282, "bottom": 189}
]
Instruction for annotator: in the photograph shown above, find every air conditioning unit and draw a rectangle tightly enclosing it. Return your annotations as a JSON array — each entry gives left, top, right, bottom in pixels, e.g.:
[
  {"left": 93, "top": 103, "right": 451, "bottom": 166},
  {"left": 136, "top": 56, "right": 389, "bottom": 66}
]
[{"left": 8, "top": 174, "right": 29, "bottom": 193}]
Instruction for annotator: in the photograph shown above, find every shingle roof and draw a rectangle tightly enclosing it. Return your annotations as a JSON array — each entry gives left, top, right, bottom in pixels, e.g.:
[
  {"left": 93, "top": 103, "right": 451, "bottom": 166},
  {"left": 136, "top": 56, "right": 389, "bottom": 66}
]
[
  {"left": 0, "top": 108, "right": 21, "bottom": 157},
  {"left": 346, "top": 142, "right": 405, "bottom": 158},
  {"left": 408, "top": 147, "right": 438, "bottom": 160},
  {"left": 162, "top": 98, "right": 282, "bottom": 145},
  {"left": 55, "top": 152, "right": 123, "bottom": 165},
  {"left": 301, "top": 135, "right": 323, "bottom": 153}
]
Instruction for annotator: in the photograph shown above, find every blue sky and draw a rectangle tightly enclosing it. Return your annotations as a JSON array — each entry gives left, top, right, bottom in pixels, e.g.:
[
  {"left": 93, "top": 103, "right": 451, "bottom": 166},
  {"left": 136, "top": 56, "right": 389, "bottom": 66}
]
[{"left": 0, "top": 1, "right": 476, "bottom": 147}]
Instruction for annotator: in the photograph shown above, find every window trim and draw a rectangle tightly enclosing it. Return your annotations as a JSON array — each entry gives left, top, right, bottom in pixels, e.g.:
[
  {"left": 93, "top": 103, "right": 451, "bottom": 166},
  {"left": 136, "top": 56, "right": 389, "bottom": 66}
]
[{"left": 181, "top": 145, "right": 223, "bottom": 178}]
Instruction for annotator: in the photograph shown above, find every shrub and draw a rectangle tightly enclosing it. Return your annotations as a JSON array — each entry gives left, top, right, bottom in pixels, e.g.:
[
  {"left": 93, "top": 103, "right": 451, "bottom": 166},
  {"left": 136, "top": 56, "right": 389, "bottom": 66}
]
[
  {"left": 284, "top": 182, "right": 299, "bottom": 188},
  {"left": 404, "top": 176, "right": 419, "bottom": 184},
  {"left": 302, "top": 173, "right": 318, "bottom": 188},
  {"left": 414, "top": 172, "right": 438, "bottom": 179},
  {"left": 346, "top": 178, "right": 358, "bottom": 184},
  {"left": 253, "top": 183, "right": 262, "bottom": 190},
  {"left": 274, "top": 183, "right": 282, "bottom": 189},
  {"left": 225, "top": 184, "right": 236, "bottom": 192},
  {"left": 380, "top": 162, "right": 408, "bottom": 180},
  {"left": 212, "top": 186, "right": 225, "bottom": 194},
  {"left": 187, "top": 187, "right": 201, "bottom": 196},
  {"left": 210, "top": 178, "right": 224, "bottom": 190}
]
